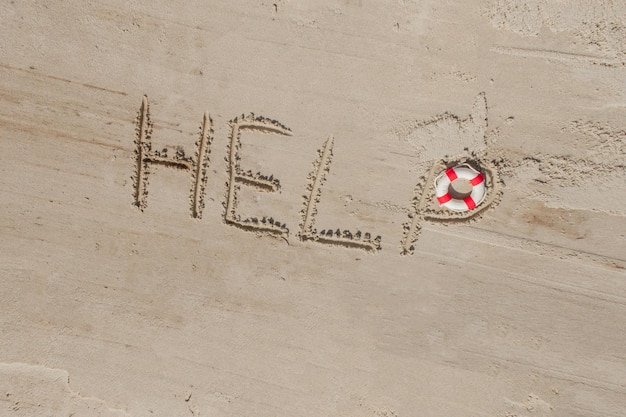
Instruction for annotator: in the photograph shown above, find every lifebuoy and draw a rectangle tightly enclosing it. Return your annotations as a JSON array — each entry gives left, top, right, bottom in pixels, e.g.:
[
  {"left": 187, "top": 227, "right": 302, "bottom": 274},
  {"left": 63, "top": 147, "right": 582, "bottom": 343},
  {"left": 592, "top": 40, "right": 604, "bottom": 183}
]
[{"left": 434, "top": 164, "right": 486, "bottom": 212}]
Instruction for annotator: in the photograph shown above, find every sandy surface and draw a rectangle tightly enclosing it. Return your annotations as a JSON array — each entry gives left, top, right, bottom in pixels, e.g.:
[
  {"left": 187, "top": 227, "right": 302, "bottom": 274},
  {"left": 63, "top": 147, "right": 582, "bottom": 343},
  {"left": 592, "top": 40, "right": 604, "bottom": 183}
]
[{"left": 1, "top": 1, "right": 625, "bottom": 416}]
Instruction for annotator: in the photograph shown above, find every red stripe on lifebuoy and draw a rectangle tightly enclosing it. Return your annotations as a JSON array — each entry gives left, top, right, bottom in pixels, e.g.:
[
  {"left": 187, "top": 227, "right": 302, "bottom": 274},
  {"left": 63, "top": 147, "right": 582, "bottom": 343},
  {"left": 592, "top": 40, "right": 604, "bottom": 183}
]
[
  {"left": 437, "top": 193, "right": 452, "bottom": 204},
  {"left": 464, "top": 196, "right": 476, "bottom": 210},
  {"left": 470, "top": 173, "right": 484, "bottom": 186},
  {"left": 445, "top": 168, "right": 458, "bottom": 181}
]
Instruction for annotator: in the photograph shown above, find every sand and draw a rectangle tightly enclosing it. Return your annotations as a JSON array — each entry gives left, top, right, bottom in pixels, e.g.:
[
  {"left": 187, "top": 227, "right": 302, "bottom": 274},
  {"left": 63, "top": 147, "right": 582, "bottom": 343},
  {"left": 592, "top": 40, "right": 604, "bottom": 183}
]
[{"left": 0, "top": 1, "right": 625, "bottom": 416}]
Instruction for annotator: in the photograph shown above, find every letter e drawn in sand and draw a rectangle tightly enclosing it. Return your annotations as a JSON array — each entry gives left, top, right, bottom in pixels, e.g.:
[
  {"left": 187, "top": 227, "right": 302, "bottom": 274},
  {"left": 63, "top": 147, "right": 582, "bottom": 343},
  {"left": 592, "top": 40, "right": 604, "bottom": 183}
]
[
  {"left": 298, "top": 136, "right": 382, "bottom": 252},
  {"left": 223, "top": 114, "right": 292, "bottom": 237},
  {"left": 132, "top": 96, "right": 213, "bottom": 218}
]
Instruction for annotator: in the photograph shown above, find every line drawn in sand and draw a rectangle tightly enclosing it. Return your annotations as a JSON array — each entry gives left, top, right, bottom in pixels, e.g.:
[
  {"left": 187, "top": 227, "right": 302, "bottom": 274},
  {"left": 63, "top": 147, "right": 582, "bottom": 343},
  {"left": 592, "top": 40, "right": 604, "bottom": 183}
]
[
  {"left": 298, "top": 135, "right": 382, "bottom": 251},
  {"left": 132, "top": 96, "right": 213, "bottom": 218},
  {"left": 397, "top": 92, "right": 503, "bottom": 254}
]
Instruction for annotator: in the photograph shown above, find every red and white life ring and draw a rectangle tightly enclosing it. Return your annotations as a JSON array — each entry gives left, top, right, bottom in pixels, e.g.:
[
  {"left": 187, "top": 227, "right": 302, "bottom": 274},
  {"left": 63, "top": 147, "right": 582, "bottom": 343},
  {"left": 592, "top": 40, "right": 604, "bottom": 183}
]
[{"left": 434, "top": 164, "right": 486, "bottom": 212}]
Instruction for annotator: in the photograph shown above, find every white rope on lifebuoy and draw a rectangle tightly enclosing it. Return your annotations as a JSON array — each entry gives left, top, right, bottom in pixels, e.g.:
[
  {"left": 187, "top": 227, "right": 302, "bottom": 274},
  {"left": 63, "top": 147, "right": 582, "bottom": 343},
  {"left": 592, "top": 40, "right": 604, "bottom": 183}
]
[{"left": 434, "top": 164, "right": 486, "bottom": 212}]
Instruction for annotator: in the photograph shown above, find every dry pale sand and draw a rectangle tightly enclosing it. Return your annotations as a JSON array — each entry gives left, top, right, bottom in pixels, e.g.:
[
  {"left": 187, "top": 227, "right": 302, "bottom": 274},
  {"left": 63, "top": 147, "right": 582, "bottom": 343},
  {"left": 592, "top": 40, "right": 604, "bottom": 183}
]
[{"left": 1, "top": 1, "right": 625, "bottom": 416}]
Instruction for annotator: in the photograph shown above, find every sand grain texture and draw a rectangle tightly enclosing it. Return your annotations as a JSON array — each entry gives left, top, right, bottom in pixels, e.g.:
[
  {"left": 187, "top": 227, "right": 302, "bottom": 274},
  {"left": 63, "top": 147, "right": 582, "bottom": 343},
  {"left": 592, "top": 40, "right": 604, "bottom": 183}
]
[{"left": 1, "top": 1, "right": 625, "bottom": 416}]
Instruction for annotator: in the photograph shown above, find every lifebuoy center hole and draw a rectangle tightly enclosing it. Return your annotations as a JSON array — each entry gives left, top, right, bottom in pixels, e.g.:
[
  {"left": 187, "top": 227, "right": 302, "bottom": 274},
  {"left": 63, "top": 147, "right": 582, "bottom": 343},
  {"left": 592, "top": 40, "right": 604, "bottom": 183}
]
[{"left": 448, "top": 178, "right": 473, "bottom": 200}]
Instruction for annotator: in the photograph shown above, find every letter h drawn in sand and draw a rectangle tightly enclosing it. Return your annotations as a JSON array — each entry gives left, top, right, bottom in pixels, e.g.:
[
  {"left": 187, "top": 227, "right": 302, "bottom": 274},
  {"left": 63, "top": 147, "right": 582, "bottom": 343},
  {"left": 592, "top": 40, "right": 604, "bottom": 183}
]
[
  {"left": 223, "top": 114, "right": 292, "bottom": 237},
  {"left": 132, "top": 96, "right": 213, "bottom": 218}
]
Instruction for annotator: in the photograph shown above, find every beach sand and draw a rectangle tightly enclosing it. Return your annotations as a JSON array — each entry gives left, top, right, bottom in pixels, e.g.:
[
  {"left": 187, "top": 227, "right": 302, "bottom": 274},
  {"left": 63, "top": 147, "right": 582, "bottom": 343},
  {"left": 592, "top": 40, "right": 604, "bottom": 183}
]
[{"left": 1, "top": 1, "right": 625, "bottom": 416}]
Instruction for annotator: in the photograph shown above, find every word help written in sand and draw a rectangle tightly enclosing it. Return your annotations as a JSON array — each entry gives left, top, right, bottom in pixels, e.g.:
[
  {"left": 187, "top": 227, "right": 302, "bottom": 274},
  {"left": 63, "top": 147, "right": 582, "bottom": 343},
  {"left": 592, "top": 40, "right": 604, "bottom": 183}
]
[{"left": 131, "top": 95, "right": 501, "bottom": 254}]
